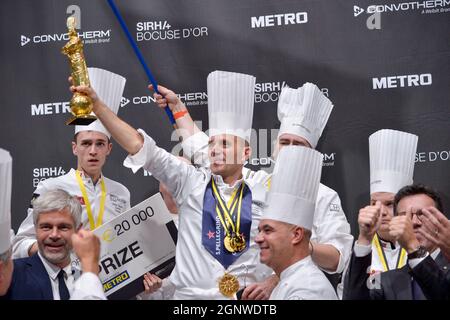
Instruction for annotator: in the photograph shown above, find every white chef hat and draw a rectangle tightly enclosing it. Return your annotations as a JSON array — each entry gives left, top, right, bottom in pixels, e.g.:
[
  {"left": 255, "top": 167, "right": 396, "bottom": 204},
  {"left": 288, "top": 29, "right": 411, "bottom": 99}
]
[
  {"left": 207, "top": 70, "right": 255, "bottom": 142},
  {"left": 369, "top": 129, "right": 418, "bottom": 194},
  {"left": 75, "top": 67, "right": 126, "bottom": 139},
  {"left": 0, "top": 148, "right": 12, "bottom": 253},
  {"left": 278, "top": 83, "right": 333, "bottom": 148},
  {"left": 263, "top": 145, "right": 322, "bottom": 230}
]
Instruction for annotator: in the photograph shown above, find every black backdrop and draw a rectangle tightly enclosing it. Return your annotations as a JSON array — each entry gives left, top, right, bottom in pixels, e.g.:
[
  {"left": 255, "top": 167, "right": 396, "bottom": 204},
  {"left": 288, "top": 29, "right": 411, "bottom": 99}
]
[{"left": 1, "top": 0, "right": 449, "bottom": 235}]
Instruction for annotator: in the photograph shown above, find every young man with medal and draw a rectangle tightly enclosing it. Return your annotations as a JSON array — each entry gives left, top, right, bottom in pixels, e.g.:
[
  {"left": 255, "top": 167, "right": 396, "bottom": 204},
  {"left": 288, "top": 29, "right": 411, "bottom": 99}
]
[
  {"left": 152, "top": 83, "right": 353, "bottom": 286},
  {"left": 343, "top": 129, "right": 418, "bottom": 299},
  {"left": 255, "top": 146, "right": 337, "bottom": 299},
  {"left": 72, "top": 70, "right": 275, "bottom": 299},
  {"left": 12, "top": 68, "right": 130, "bottom": 259}
]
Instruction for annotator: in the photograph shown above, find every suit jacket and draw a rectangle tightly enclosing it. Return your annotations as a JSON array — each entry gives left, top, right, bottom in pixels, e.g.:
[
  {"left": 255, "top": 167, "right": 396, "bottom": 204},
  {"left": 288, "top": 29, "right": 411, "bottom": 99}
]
[
  {"left": 409, "top": 253, "right": 450, "bottom": 300},
  {"left": 343, "top": 247, "right": 450, "bottom": 300},
  {"left": 1, "top": 253, "right": 53, "bottom": 300}
]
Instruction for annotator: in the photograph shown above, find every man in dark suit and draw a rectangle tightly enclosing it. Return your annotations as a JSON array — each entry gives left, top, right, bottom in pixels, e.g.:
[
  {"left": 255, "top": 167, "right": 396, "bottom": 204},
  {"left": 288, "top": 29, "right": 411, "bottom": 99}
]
[
  {"left": 2, "top": 189, "right": 82, "bottom": 300},
  {"left": 344, "top": 184, "right": 450, "bottom": 300}
]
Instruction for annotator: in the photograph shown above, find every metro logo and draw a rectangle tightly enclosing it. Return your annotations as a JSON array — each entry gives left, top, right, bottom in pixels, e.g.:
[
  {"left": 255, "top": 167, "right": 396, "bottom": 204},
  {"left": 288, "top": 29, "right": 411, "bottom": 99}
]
[
  {"left": 372, "top": 73, "right": 432, "bottom": 89},
  {"left": 251, "top": 12, "right": 308, "bottom": 28},
  {"left": 31, "top": 102, "right": 71, "bottom": 116},
  {"left": 102, "top": 271, "right": 130, "bottom": 293}
]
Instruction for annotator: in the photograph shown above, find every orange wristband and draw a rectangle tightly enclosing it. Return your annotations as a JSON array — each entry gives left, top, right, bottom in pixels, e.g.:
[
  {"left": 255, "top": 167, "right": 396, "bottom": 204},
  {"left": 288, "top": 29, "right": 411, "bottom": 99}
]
[{"left": 173, "top": 110, "right": 188, "bottom": 120}]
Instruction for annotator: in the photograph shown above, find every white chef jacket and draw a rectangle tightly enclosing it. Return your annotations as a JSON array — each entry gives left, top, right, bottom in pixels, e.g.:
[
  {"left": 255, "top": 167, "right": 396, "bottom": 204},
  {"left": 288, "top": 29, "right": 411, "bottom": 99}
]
[
  {"left": 270, "top": 256, "right": 338, "bottom": 300},
  {"left": 124, "top": 129, "right": 273, "bottom": 300},
  {"left": 353, "top": 238, "right": 407, "bottom": 274},
  {"left": 370, "top": 239, "right": 407, "bottom": 273},
  {"left": 181, "top": 132, "right": 353, "bottom": 274},
  {"left": 12, "top": 168, "right": 130, "bottom": 258}
]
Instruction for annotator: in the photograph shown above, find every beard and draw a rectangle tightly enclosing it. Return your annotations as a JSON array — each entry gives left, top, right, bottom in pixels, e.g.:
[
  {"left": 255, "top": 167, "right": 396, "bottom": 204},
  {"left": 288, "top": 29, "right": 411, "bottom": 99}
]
[{"left": 38, "top": 239, "right": 71, "bottom": 266}]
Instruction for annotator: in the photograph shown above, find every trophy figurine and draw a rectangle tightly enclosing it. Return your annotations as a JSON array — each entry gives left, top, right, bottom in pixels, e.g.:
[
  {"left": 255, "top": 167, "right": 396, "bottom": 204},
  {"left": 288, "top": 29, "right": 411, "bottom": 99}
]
[{"left": 61, "top": 16, "right": 96, "bottom": 125}]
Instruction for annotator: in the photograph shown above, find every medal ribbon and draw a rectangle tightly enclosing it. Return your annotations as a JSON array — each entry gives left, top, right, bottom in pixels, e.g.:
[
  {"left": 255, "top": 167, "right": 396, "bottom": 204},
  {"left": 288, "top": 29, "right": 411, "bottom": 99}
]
[
  {"left": 201, "top": 178, "right": 252, "bottom": 269},
  {"left": 75, "top": 170, "right": 106, "bottom": 230},
  {"left": 211, "top": 178, "right": 244, "bottom": 238},
  {"left": 373, "top": 233, "right": 407, "bottom": 271}
]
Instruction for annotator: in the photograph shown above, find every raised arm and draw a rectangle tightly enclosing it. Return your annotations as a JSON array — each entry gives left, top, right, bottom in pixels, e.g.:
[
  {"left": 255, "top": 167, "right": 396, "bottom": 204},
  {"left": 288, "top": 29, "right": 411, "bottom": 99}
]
[
  {"left": 151, "top": 84, "right": 202, "bottom": 140},
  {"left": 151, "top": 85, "right": 209, "bottom": 167}
]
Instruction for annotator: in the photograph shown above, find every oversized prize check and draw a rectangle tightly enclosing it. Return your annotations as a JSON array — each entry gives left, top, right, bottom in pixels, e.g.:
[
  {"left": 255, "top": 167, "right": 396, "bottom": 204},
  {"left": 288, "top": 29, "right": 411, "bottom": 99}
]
[{"left": 76, "top": 193, "right": 177, "bottom": 300}]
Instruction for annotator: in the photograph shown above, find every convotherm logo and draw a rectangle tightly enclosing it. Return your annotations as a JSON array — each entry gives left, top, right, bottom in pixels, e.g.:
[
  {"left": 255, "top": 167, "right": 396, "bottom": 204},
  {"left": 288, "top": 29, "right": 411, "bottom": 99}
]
[
  {"left": 132, "top": 91, "right": 207, "bottom": 107},
  {"left": 20, "top": 29, "right": 111, "bottom": 47},
  {"left": 136, "top": 20, "right": 208, "bottom": 41},
  {"left": 21, "top": 35, "right": 31, "bottom": 46},
  {"left": 372, "top": 73, "right": 432, "bottom": 89},
  {"left": 354, "top": 5, "right": 365, "bottom": 16},
  {"left": 120, "top": 97, "right": 130, "bottom": 108},
  {"left": 21, "top": 5, "right": 111, "bottom": 47},
  {"left": 354, "top": 0, "right": 450, "bottom": 16},
  {"left": 251, "top": 12, "right": 308, "bottom": 28}
]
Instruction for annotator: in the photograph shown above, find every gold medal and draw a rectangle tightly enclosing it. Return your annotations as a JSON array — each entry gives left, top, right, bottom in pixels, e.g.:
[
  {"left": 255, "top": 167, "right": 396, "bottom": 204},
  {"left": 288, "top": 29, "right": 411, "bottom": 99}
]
[
  {"left": 231, "top": 234, "right": 246, "bottom": 252},
  {"left": 224, "top": 235, "right": 235, "bottom": 253},
  {"left": 218, "top": 273, "right": 240, "bottom": 297}
]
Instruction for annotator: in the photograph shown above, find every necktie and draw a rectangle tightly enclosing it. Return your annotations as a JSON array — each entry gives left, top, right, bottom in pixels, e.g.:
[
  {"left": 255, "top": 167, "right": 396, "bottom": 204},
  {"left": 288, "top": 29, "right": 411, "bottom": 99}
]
[
  {"left": 411, "top": 278, "right": 426, "bottom": 300},
  {"left": 57, "top": 270, "right": 70, "bottom": 300}
]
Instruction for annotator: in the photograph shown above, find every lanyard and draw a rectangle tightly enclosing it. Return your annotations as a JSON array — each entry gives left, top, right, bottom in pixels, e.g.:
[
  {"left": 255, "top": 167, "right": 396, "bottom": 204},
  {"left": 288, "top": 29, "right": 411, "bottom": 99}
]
[
  {"left": 211, "top": 178, "right": 244, "bottom": 237},
  {"left": 373, "top": 233, "right": 407, "bottom": 271},
  {"left": 75, "top": 170, "right": 106, "bottom": 230},
  {"left": 266, "top": 176, "right": 272, "bottom": 190}
]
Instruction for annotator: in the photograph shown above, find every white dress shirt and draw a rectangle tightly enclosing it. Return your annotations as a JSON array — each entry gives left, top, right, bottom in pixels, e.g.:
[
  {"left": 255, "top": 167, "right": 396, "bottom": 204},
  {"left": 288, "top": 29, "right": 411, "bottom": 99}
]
[{"left": 38, "top": 252, "right": 75, "bottom": 300}]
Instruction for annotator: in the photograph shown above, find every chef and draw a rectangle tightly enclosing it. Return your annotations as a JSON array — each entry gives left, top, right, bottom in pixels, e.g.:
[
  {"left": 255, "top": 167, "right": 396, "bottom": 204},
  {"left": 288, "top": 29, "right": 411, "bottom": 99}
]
[
  {"left": 162, "top": 82, "right": 353, "bottom": 276},
  {"left": 72, "top": 70, "right": 275, "bottom": 299},
  {"left": 343, "top": 129, "right": 418, "bottom": 299},
  {"left": 255, "top": 145, "right": 337, "bottom": 300},
  {"left": 12, "top": 68, "right": 130, "bottom": 259}
]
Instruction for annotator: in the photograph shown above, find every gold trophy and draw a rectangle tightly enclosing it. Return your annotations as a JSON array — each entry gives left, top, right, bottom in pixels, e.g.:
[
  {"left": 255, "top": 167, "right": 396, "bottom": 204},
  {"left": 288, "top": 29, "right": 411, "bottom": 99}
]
[{"left": 61, "top": 16, "right": 96, "bottom": 125}]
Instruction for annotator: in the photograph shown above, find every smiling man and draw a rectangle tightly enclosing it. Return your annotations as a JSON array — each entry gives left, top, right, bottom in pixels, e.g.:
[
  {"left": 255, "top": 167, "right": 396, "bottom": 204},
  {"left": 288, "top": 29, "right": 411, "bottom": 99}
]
[
  {"left": 255, "top": 146, "right": 337, "bottom": 300},
  {"left": 2, "top": 189, "right": 107, "bottom": 300},
  {"left": 3, "top": 189, "right": 81, "bottom": 299},
  {"left": 12, "top": 68, "right": 130, "bottom": 259}
]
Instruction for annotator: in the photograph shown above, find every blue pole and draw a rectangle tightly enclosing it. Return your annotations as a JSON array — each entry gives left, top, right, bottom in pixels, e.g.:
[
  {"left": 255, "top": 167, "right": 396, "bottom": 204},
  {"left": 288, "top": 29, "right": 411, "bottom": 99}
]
[{"left": 106, "top": 0, "right": 175, "bottom": 125}]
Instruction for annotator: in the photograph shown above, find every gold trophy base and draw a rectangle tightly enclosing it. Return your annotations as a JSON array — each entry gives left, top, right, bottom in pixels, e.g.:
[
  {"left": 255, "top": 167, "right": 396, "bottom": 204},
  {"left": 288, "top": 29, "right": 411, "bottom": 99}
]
[{"left": 66, "top": 114, "right": 97, "bottom": 125}]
